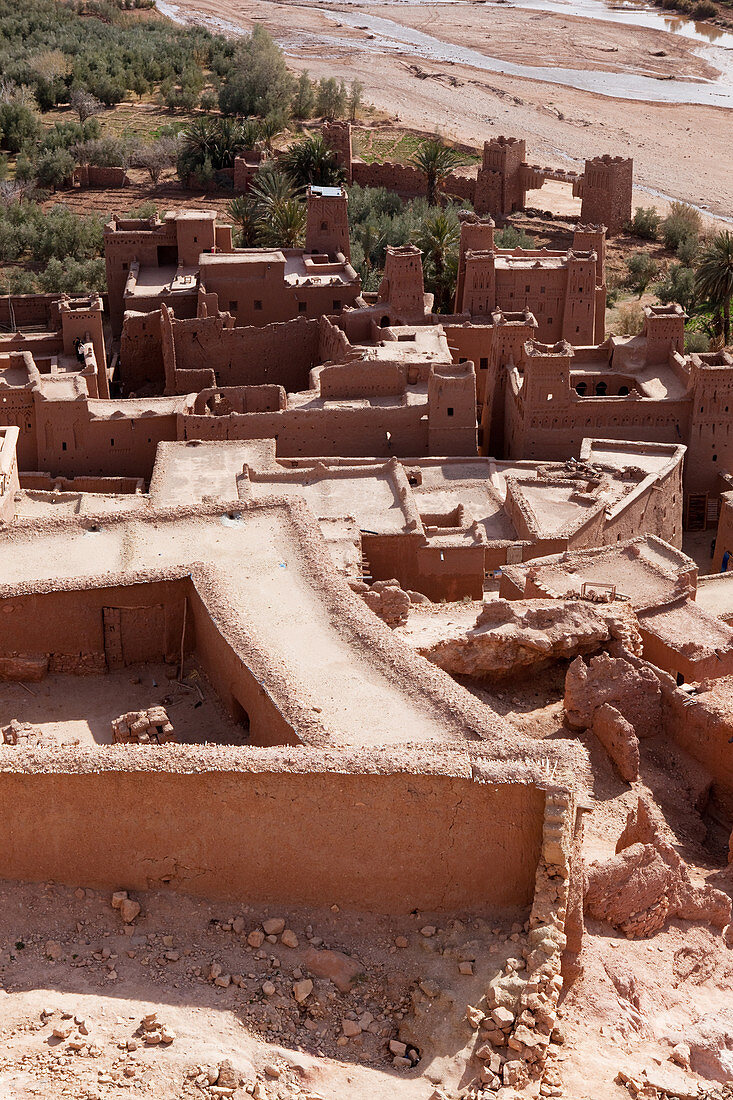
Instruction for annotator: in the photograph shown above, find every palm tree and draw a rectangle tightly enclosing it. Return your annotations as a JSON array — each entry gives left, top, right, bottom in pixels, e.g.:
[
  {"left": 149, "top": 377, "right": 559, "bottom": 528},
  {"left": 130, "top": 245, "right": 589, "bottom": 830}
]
[
  {"left": 415, "top": 210, "right": 460, "bottom": 312},
  {"left": 250, "top": 164, "right": 297, "bottom": 209},
  {"left": 695, "top": 230, "right": 733, "bottom": 346},
  {"left": 410, "top": 138, "right": 468, "bottom": 206},
  {"left": 258, "top": 116, "right": 282, "bottom": 153},
  {"left": 259, "top": 198, "right": 307, "bottom": 248},
  {"left": 227, "top": 194, "right": 261, "bottom": 246},
  {"left": 281, "top": 134, "right": 345, "bottom": 189}
]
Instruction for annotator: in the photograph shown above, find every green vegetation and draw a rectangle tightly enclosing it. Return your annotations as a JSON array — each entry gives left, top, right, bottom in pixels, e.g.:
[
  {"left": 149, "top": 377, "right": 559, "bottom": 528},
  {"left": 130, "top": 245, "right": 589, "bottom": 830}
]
[
  {"left": 409, "top": 137, "right": 468, "bottom": 207},
  {"left": 348, "top": 184, "right": 464, "bottom": 308},
  {"left": 628, "top": 206, "right": 662, "bottom": 241},
  {"left": 280, "top": 134, "right": 345, "bottom": 189},
  {"left": 227, "top": 166, "right": 307, "bottom": 248},
  {"left": 625, "top": 252, "right": 659, "bottom": 296},
  {"left": 0, "top": 202, "right": 106, "bottom": 294},
  {"left": 695, "top": 230, "right": 733, "bottom": 346}
]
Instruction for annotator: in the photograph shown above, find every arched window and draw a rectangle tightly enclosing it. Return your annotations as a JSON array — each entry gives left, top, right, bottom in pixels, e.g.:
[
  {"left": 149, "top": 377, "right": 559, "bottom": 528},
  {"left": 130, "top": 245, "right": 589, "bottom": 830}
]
[
  {"left": 595, "top": 381, "right": 607, "bottom": 396},
  {"left": 575, "top": 382, "right": 587, "bottom": 396}
]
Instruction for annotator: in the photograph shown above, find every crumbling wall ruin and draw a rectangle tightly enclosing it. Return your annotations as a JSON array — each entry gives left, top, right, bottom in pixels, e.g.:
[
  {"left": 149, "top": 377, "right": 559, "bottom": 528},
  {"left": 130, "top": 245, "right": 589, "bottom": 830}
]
[{"left": 585, "top": 794, "right": 732, "bottom": 938}]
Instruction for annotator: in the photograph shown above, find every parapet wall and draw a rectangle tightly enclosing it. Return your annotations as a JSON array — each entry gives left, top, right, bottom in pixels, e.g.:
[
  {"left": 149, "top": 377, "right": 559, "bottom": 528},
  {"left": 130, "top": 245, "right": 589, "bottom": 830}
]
[
  {"left": 0, "top": 747, "right": 547, "bottom": 913},
  {"left": 351, "top": 160, "right": 475, "bottom": 203}
]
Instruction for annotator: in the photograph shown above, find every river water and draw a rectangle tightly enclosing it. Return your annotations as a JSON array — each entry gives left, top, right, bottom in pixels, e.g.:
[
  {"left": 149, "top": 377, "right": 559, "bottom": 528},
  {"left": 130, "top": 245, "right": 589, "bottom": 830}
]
[{"left": 157, "top": 0, "right": 733, "bottom": 106}]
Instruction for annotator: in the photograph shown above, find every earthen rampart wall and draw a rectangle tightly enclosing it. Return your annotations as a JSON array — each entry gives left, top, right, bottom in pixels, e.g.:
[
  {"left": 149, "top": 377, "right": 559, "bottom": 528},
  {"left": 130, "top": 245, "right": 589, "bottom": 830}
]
[{"left": 0, "top": 751, "right": 546, "bottom": 912}]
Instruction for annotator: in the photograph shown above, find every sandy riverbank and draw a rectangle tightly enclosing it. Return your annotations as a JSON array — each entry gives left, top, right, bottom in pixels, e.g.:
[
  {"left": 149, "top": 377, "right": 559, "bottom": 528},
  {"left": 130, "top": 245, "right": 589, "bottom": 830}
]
[{"left": 162, "top": 0, "right": 733, "bottom": 219}]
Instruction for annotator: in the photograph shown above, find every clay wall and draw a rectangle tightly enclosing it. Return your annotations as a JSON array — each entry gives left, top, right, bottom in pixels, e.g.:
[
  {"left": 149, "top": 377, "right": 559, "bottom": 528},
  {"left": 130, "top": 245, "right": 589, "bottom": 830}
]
[
  {"left": 105, "top": 218, "right": 177, "bottom": 336},
  {"left": 74, "top": 165, "right": 128, "bottom": 189},
  {"left": 185, "top": 581, "right": 298, "bottom": 747},
  {"left": 0, "top": 759, "right": 546, "bottom": 912},
  {"left": 686, "top": 360, "right": 733, "bottom": 496},
  {"left": 507, "top": 389, "right": 692, "bottom": 465},
  {"left": 580, "top": 155, "right": 633, "bottom": 236},
  {"left": 0, "top": 579, "right": 189, "bottom": 677},
  {"left": 200, "top": 261, "right": 360, "bottom": 329},
  {"left": 322, "top": 121, "right": 353, "bottom": 181},
  {"left": 318, "top": 315, "right": 356, "bottom": 363},
  {"left": 318, "top": 360, "right": 406, "bottom": 399},
  {"left": 663, "top": 685, "right": 733, "bottom": 817},
  {"left": 361, "top": 532, "right": 483, "bottom": 600},
  {"left": 305, "top": 189, "right": 350, "bottom": 260},
  {"left": 0, "top": 294, "right": 63, "bottom": 331},
  {"left": 0, "top": 426, "right": 19, "bottom": 525},
  {"left": 713, "top": 494, "right": 733, "bottom": 572},
  {"left": 0, "top": 389, "right": 36, "bottom": 470},
  {"left": 178, "top": 403, "right": 429, "bottom": 458},
  {"left": 443, "top": 323, "right": 494, "bottom": 408},
  {"left": 33, "top": 401, "right": 179, "bottom": 482},
  {"left": 169, "top": 315, "right": 321, "bottom": 394},
  {"left": 350, "top": 161, "right": 474, "bottom": 203},
  {"left": 119, "top": 311, "right": 165, "bottom": 393}
]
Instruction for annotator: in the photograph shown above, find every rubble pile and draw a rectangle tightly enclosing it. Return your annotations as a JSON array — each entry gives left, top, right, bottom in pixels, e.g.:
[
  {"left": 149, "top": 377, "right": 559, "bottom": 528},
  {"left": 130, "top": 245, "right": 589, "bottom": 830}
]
[
  {"left": 351, "top": 578, "right": 412, "bottom": 627},
  {"left": 585, "top": 795, "right": 732, "bottom": 938},
  {"left": 564, "top": 652, "right": 661, "bottom": 736},
  {"left": 417, "top": 598, "right": 642, "bottom": 680},
  {"left": 2, "top": 718, "right": 42, "bottom": 745},
  {"left": 111, "top": 707, "right": 175, "bottom": 745},
  {"left": 462, "top": 788, "right": 573, "bottom": 1094}
]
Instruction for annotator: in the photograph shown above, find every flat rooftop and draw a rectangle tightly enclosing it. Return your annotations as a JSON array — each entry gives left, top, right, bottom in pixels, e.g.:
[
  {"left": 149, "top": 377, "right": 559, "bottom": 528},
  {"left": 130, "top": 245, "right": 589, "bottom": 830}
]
[{"left": 0, "top": 503, "right": 505, "bottom": 748}]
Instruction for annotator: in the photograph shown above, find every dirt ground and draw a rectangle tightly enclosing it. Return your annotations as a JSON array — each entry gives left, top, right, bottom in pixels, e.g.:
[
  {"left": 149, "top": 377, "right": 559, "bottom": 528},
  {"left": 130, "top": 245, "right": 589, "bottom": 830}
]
[
  {"left": 1, "top": 719, "right": 731, "bottom": 1099},
  {"left": 163, "top": 0, "right": 733, "bottom": 221},
  {"left": 0, "top": 662, "right": 247, "bottom": 748}
]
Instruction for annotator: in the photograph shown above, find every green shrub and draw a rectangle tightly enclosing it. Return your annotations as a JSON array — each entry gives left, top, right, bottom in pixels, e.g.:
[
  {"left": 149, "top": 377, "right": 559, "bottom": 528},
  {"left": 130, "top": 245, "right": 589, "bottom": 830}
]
[
  {"left": 655, "top": 262, "right": 698, "bottom": 313},
  {"left": 628, "top": 206, "right": 661, "bottom": 240},
  {"left": 625, "top": 251, "right": 659, "bottom": 296},
  {"left": 494, "top": 225, "right": 536, "bottom": 249},
  {"left": 684, "top": 330, "right": 710, "bottom": 353},
  {"left": 663, "top": 202, "right": 702, "bottom": 253}
]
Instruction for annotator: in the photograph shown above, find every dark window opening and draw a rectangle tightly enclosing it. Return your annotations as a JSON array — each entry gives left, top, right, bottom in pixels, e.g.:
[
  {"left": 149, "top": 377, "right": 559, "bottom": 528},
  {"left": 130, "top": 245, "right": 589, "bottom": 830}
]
[
  {"left": 595, "top": 381, "right": 607, "bottom": 396},
  {"left": 254, "top": 300, "right": 263, "bottom": 311},
  {"left": 61, "top": 441, "right": 67, "bottom": 451},
  {"left": 380, "top": 316, "right": 390, "bottom": 327},
  {"left": 231, "top": 698, "right": 250, "bottom": 734},
  {"left": 332, "top": 300, "right": 342, "bottom": 311},
  {"left": 447, "top": 407, "right": 454, "bottom": 417},
  {"left": 575, "top": 382, "right": 587, "bottom": 396},
  {"left": 618, "top": 386, "right": 629, "bottom": 396},
  {"left": 298, "top": 302, "right": 307, "bottom": 314}
]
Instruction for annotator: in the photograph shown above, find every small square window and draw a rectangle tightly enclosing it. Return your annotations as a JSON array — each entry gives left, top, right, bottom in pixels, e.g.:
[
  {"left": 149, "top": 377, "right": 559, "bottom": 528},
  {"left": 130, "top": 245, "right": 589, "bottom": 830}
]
[
  {"left": 332, "top": 300, "right": 342, "bottom": 311},
  {"left": 298, "top": 302, "right": 307, "bottom": 314},
  {"left": 479, "top": 357, "right": 488, "bottom": 370},
  {"left": 193, "top": 236, "right": 198, "bottom": 243},
  {"left": 447, "top": 407, "right": 454, "bottom": 417},
  {"left": 229, "top": 301, "right": 238, "bottom": 313},
  {"left": 122, "top": 262, "right": 128, "bottom": 271},
  {"left": 254, "top": 300, "right": 263, "bottom": 311}
]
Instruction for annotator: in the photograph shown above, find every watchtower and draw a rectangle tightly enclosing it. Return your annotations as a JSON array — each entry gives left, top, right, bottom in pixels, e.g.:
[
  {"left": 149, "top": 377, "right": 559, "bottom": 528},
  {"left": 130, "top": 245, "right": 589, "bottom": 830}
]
[
  {"left": 305, "top": 186, "right": 351, "bottom": 260},
  {"left": 377, "top": 246, "right": 428, "bottom": 322},
  {"left": 455, "top": 213, "right": 495, "bottom": 311},
  {"left": 322, "top": 120, "right": 353, "bottom": 182},
  {"left": 580, "top": 155, "right": 633, "bottom": 236},
  {"left": 475, "top": 137, "right": 527, "bottom": 216},
  {"left": 428, "top": 362, "right": 478, "bottom": 455}
]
